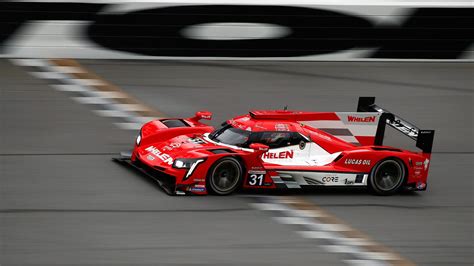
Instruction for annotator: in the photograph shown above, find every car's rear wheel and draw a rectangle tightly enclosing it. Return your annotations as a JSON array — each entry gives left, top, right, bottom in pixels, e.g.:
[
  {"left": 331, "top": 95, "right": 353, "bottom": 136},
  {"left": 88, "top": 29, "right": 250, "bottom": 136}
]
[
  {"left": 369, "top": 158, "right": 406, "bottom": 196},
  {"left": 207, "top": 157, "right": 243, "bottom": 195}
]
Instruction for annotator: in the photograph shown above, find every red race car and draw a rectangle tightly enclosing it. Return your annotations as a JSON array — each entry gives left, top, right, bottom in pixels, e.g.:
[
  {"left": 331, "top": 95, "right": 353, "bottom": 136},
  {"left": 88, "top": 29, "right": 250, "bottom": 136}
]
[{"left": 114, "top": 97, "right": 434, "bottom": 196}]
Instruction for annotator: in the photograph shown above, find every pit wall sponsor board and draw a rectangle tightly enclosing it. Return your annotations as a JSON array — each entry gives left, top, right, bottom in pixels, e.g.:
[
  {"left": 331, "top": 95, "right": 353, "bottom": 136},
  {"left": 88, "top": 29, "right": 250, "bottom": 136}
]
[{"left": 1, "top": 1, "right": 472, "bottom": 60}]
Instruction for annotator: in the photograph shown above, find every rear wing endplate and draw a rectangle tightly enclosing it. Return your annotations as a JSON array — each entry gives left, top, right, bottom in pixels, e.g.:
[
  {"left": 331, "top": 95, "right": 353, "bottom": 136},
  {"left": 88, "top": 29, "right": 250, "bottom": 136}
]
[{"left": 357, "top": 97, "right": 435, "bottom": 153}]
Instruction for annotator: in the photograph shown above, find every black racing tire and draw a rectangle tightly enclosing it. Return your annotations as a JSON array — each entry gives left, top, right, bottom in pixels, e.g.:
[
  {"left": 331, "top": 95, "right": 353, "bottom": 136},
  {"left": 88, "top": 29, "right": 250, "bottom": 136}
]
[
  {"left": 206, "top": 157, "right": 243, "bottom": 195},
  {"left": 368, "top": 158, "right": 406, "bottom": 196}
]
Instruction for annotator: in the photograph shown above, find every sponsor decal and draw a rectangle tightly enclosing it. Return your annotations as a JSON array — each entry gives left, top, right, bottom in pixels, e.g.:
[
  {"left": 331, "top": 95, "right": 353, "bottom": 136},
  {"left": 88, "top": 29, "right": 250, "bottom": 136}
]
[
  {"left": 262, "top": 150, "right": 294, "bottom": 159},
  {"left": 424, "top": 159, "right": 430, "bottom": 170},
  {"left": 275, "top": 123, "right": 289, "bottom": 131},
  {"left": 144, "top": 146, "right": 173, "bottom": 165},
  {"left": 416, "top": 182, "right": 426, "bottom": 190},
  {"left": 347, "top": 115, "right": 376, "bottom": 123},
  {"left": 388, "top": 119, "right": 418, "bottom": 138},
  {"left": 188, "top": 137, "right": 206, "bottom": 145},
  {"left": 344, "top": 159, "right": 371, "bottom": 166},
  {"left": 299, "top": 141, "right": 306, "bottom": 150},
  {"left": 248, "top": 173, "right": 265, "bottom": 186},
  {"left": 254, "top": 145, "right": 269, "bottom": 151},
  {"left": 188, "top": 186, "right": 206, "bottom": 192},
  {"left": 344, "top": 179, "right": 355, "bottom": 184},
  {"left": 248, "top": 170, "right": 266, "bottom": 175},
  {"left": 231, "top": 120, "right": 248, "bottom": 130},
  {"left": 277, "top": 171, "right": 368, "bottom": 187},
  {"left": 162, "top": 142, "right": 181, "bottom": 151},
  {"left": 322, "top": 176, "right": 339, "bottom": 182},
  {"left": 170, "top": 142, "right": 181, "bottom": 148},
  {"left": 146, "top": 155, "right": 155, "bottom": 161},
  {"left": 193, "top": 178, "right": 205, "bottom": 182}
]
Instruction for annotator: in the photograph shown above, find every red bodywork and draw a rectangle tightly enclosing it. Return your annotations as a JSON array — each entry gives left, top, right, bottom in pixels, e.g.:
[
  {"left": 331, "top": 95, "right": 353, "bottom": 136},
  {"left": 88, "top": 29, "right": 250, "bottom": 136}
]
[{"left": 130, "top": 106, "right": 433, "bottom": 195}]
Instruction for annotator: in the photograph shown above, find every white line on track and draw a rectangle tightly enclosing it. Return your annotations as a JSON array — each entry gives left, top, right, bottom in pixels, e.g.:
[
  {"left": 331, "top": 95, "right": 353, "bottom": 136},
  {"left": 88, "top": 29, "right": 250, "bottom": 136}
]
[
  {"left": 250, "top": 196, "right": 413, "bottom": 265},
  {"left": 93, "top": 110, "right": 130, "bottom": 118},
  {"left": 320, "top": 244, "right": 362, "bottom": 254},
  {"left": 49, "top": 65, "right": 85, "bottom": 74},
  {"left": 11, "top": 58, "right": 158, "bottom": 130},
  {"left": 297, "top": 230, "right": 339, "bottom": 239},
  {"left": 30, "top": 71, "right": 69, "bottom": 80},
  {"left": 306, "top": 223, "right": 352, "bottom": 232},
  {"left": 52, "top": 84, "right": 88, "bottom": 92},
  {"left": 344, "top": 259, "right": 388, "bottom": 266},
  {"left": 249, "top": 203, "right": 292, "bottom": 211},
  {"left": 71, "top": 78, "right": 107, "bottom": 86},
  {"left": 73, "top": 96, "right": 112, "bottom": 105}
]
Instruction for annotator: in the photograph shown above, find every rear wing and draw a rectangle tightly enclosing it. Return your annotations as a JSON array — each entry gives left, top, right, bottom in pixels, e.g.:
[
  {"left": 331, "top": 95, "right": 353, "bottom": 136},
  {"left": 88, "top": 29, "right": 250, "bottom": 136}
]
[{"left": 357, "top": 97, "right": 435, "bottom": 153}]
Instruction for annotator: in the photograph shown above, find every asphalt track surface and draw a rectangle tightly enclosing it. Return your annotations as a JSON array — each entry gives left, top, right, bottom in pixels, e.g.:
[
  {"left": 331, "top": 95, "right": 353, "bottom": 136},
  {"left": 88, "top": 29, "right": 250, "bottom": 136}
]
[{"left": 1, "top": 59, "right": 473, "bottom": 265}]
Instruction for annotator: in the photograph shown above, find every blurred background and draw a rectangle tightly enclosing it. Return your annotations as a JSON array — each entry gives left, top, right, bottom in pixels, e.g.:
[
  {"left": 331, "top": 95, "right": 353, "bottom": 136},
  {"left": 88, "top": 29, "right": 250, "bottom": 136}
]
[{"left": 1, "top": 1, "right": 473, "bottom": 265}]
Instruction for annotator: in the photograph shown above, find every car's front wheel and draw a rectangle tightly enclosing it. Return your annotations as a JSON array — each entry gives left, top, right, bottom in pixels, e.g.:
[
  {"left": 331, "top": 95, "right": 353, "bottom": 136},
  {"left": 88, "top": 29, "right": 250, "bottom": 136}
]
[
  {"left": 369, "top": 158, "right": 406, "bottom": 195},
  {"left": 207, "top": 157, "right": 243, "bottom": 195}
]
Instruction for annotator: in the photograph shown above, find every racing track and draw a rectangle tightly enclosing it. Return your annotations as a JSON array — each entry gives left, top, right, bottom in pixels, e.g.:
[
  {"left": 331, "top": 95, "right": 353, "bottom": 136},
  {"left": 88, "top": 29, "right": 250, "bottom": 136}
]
[{"left": 1, "top": 59, "right": 473, "bottom": 265}]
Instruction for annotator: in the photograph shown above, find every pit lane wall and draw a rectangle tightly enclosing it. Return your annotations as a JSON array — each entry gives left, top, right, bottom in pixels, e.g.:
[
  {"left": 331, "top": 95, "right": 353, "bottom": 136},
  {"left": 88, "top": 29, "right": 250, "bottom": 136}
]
[{"left": 1, "top": 0, "right": 473, "bottom": 61}]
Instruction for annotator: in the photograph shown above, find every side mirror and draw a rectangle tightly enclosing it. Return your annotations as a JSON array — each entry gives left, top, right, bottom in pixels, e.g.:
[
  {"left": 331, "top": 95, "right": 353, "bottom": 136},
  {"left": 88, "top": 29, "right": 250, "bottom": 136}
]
[
  {"left": 191, "top": 111, "right": 213, "bottom": 121},
  {"left": 249, "top": 143, "right": 269, "bottom": 154}
]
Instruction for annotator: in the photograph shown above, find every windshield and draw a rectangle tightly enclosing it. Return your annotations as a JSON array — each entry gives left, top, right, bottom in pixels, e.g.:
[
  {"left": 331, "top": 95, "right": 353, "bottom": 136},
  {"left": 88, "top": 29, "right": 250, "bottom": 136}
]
[{"left": 210, "top": 124, "right": 251, "bottom": 147}]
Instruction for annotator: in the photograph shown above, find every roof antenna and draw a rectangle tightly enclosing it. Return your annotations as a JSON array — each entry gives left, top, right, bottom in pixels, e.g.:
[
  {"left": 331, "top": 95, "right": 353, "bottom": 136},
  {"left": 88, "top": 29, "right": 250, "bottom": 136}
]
[{"left": 284, "top": 105, "right": 288, "bottom": 111}]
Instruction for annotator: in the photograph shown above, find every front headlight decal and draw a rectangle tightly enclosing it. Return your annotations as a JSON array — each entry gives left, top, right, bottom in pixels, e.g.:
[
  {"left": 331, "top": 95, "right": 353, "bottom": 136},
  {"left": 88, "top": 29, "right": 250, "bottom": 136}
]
[{"left": 184, "top": 159, "right": 205, "bottom": 180}]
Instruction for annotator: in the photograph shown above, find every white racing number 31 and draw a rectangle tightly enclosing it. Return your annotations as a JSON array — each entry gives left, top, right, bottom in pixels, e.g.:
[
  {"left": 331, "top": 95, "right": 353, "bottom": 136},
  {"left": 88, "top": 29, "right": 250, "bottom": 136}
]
[{"left": 248, "top": 174, "right": 264, "bottom": 186}]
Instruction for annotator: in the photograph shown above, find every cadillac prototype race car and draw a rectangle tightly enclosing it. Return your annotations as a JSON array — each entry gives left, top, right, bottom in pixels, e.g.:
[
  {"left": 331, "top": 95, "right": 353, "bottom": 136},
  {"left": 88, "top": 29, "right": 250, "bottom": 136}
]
[{"left": 114, "top": 97, "right": 435, "bottom": 196}]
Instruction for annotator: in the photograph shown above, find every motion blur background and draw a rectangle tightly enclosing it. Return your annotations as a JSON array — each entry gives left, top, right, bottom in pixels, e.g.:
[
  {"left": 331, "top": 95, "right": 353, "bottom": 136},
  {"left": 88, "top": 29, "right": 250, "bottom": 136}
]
[{"left": 1, "top": 1, "right": 473, "bottom": 265}]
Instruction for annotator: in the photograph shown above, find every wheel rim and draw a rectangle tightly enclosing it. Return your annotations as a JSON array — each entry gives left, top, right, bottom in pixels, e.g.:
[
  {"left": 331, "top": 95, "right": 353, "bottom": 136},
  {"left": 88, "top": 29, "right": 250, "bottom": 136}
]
[
  {"left": 211, "top": 161, "right": 241, "bottom": 193},
  {"left": 374, "top": 160, "right": 404, "bottom": 191}
]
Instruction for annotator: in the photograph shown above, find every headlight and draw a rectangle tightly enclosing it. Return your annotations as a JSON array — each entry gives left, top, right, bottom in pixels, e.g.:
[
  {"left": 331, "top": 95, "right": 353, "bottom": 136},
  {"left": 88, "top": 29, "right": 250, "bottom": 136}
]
[
  {"left": 173, "top": 158, "right": 205, "bottom": 180},
  {"left": 173, "top": 158, "right": 199, "bottom": 169},
  {"left": 136, "top": 134, "right": 142, "bottom": 146}
]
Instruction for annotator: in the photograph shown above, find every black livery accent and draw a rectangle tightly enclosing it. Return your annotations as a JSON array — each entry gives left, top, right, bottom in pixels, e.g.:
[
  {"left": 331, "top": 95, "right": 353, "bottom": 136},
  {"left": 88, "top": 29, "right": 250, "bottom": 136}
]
[{"left": 357, "top": 97, "right": 435, "bottom": 153}]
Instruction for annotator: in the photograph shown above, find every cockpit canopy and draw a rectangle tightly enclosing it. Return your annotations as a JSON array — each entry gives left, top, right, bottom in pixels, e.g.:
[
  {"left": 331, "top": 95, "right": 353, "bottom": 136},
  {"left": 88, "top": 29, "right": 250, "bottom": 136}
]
[{"left": 209, "top": 121, "right": 308, "bottom": 149}]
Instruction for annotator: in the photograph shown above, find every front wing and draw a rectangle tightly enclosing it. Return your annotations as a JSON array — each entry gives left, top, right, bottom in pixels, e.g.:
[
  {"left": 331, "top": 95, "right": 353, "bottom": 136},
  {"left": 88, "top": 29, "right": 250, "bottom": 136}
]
[{"left": 113, "top": 151, "right": 182, "bottom": 195}]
